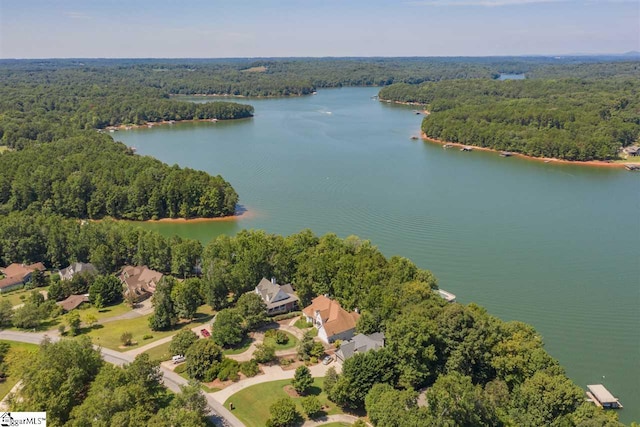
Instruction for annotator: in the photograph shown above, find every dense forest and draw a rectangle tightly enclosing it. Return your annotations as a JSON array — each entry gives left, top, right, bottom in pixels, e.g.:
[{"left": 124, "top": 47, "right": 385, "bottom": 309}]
[
  {"left": 0, "top": 211, "right": 202, "bottom": 273},
  {"left": 0, "top": 134, "right": 237, "bottom": 220},
  {"left": 0, "top": 213, "right": 625, "bottom": 425},
  {"left": 379, "top": 78, "right": 640, "bottom": 161}
]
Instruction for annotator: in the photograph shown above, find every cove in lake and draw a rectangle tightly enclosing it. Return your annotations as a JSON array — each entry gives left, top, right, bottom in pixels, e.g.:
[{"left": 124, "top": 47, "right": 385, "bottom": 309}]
[{"left": 116, "top": 87, "right": 640, "bottom": 423}]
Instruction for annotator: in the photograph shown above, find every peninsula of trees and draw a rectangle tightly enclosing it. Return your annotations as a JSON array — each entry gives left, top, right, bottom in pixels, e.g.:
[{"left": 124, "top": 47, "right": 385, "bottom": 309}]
[
  {"left": 0, "top": 134, "right": 238, "bottom": 220},
  {"left": 379, "top": 78, "right": 640, "bottom": 161}
]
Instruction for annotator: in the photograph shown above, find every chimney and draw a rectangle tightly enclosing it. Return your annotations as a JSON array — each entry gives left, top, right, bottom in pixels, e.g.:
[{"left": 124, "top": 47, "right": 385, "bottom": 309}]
[{"left": 271, "top": 277, "right": 277, "bottom": 285}]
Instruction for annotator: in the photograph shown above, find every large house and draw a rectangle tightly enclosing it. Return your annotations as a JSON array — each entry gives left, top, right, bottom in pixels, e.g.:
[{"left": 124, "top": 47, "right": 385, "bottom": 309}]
[
  {"left": 255, "top": 277, "right": 299, "bottom": 315},
  {"left": 119, "top": 265, "right": 163, "bottom": 302},
  {"left": 59, "top": 262, "right": 98, "bottom": 281},
  {"left": 0, "top": 263, "right": 46, "bottom": 293},
  {"left": 302, "top": 295, "right": 360, "bottom": 344},
  {"left": 335, "top": 332, "right": 385, "bottom": 363}
]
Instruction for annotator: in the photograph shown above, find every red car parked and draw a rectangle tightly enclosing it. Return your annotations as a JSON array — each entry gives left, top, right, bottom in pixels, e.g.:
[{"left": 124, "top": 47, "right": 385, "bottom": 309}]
[{"left": 200, "top": 328, "right": 211, "bottom": 338}]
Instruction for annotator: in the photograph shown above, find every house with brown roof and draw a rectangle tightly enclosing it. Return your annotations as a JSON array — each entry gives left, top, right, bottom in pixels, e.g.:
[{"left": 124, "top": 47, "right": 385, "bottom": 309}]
[
  {"left": 57, "top": 294, "right": 90, "bottom": 312},
  {"left": 302, "top": 295, "right": 360, "bottom": 344},
  {"left": 0, "top": 263, "right": 46, "bottom": 293},
  {"left": 255, "top": 277, "right": 299, "bottom": 315},
  {"left": 119, "top": 265, "right": 163, "bottom": 302}
]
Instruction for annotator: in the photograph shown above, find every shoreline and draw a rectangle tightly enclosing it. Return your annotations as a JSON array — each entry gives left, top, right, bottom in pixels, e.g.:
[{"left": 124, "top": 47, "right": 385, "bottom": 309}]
[
  {"left": 91, "top": 208, "right": 255, "bottom": 225},
  {"left": 102, "top": 116, "right": 252, "bottom": 132},
  {"left": 421, "top": 134, "right": 640, "bottom": 169},
  {"left": 378, "top": 98, "right": 430, "bottom": 114}
]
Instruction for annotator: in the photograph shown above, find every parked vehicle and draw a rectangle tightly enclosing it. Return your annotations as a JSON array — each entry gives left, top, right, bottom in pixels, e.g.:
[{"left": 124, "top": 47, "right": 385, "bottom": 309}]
[
  {"left": 172, "top": 355, "right": 185, "bottom": 364},
  {"left": 200, "top": 329, "right": 211, "bottom": 338},
  {"left": 322, "top": 355, "right": 333, "bottom": 365}
]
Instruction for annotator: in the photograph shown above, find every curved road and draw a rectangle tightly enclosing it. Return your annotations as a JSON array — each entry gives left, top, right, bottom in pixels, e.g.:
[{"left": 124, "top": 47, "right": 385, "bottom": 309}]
[{"left": 0, "top": 330, "right": 244, "bottom": 427}]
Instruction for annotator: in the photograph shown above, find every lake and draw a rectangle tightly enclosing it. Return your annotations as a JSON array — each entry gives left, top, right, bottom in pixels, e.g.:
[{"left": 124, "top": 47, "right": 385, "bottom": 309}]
[{"left": 115, "top": 87, "right": 640, "bottom": 423}]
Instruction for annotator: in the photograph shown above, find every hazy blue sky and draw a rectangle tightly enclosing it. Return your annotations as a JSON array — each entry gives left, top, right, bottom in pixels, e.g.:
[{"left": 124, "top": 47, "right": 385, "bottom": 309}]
[{"left": 1, "top": 0, "right": 638, "bottom": 58}]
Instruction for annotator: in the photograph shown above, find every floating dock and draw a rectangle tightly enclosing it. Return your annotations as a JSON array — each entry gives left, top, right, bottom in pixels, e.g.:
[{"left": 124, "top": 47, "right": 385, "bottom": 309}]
[
  {"left": 586, "top": 384, "right": 623, "bottom": 409},
  {"left": 500, "top": 151, "right": 514, "bottom": 157},
  {"left": 460, "top": 146, "right": 473, "bottom": 152},
  {"left": 624, "top": 164, "right": 639, "bottom": 171}
]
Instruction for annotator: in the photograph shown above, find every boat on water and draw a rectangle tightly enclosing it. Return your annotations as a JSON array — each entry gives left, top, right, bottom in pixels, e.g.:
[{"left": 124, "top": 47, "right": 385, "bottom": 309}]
[
  {"left": 443, "top": 144, "right": 453, "bottom": 149},
  {"left": 410, "top": 136, "right": 419, "bottom": 140},
  {"left": 437, "top": 289, "right": 456, "bottom": 303},
  {"left": 500, "top": 151, "right": 514, "bottom": 157},
  {"left": 460, "top": 146, "right": 473, "bottom": 152}
]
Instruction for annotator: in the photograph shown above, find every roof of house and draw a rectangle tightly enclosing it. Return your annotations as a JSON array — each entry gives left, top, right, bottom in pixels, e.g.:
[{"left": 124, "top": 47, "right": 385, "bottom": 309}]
[
  {"left": 336, "top": 332, "right": 385, "bottom": 360},
  {"left": 0, "top": 263, "right": 46, "bottom": 289},
  {"left": 303, "top": 295, "right": 360, "bottom": 337},
  {"left": 255, "top": 278, "right": 299, "bottom": 309},
  {"left": 57, "top": 294, "right": 90, "bottom": 311},
  {"left": 119, "top": 265, "right": 163, "bottom": 296},
  {"left": 587, "top": 385, "right": 618, "bottom": 404},
  {"left": 59, "top": 262, "right": 97, "bottom": 281},
  {"left": 0, "top": 276, "right": 25, "bottom": 290}
]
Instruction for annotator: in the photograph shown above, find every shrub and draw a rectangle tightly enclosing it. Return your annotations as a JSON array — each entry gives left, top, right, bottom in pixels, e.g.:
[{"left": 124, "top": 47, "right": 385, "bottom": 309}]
[
  {"left": 142, "top": 334, "right": 153, "bottom": 340},
  {"left": 120, "top": 332, "right": 133, "bottom": 346},
  {"left": 217, "top": 358, "right": 240, "bottom": 381},
  {"left": 280, "top": 358, "right": 293, "bottom": 367},
  {"left": 301, "top": 395, "right": 322, "bottom": 419},
  {"left": 274, "top": 330, "right": 289, "bottom": 345},
  {"left": 253, "top": 343, "right": 276, "bottom": 364},
  {"left": 272, "top": 311, "right": 302, "bottom": 322},
  {"left": 240, "top": 360, "right": 260, "bottom": 377},
  {"left": 309, "top": 357, "right": 318, "bottom": 365}
]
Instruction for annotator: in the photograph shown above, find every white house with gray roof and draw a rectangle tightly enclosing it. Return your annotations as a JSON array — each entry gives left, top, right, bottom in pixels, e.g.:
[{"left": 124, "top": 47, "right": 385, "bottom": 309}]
[
  {"left": 335, "top": 332, "right": 385, "bottom": 363},
  {"left": 255, "top": 277, "right": 299, "bottom": 315}
]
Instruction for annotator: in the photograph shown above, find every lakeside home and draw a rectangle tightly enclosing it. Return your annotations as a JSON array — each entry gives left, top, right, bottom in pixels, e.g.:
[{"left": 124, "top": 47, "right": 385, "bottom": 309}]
[
  {"left": 303, "top": 295, "right": 359, "bottom": 344},
  {"left": 254, "top": 277, "right": 299, "bottom": 315}
]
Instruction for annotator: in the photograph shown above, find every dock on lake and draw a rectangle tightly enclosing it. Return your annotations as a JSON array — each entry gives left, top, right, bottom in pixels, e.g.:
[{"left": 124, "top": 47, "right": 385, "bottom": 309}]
[
  {"left": 624, "top": 164, "right": 640, "bottom": 171},
  {"left": 460, "top": 146, "right": 473, "bottom": 152},
  {"left": 586, "top": 384, "right": 623, "bottom": 409}
]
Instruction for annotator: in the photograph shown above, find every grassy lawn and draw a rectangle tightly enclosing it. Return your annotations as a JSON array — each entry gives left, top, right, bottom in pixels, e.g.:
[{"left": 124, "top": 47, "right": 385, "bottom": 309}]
[
  {"left": 0, "top": 288, "right": 41, "bottom": 307},
  {"left": 143, "top": 341, "right": 172, "bottom": 362},
  {"left": 224, "top": 378, "right": 343, "bottom": 427},
  {"left": 264, "top": 331, "right": 298, "bottom": 351},
  {"left": 77, "top": 302, "right": 132, "bottom": 322},
  {"left": 0, "top": 340, "right": 39, "bottom": 400},
  {"left": 293, "top": 317, "right": 313, "bottom": 329},
  {"left": 85, "top": 306, "right": 214, "bottom": 351},
  {"left": 222, "top": 335, "right": 254, "bottom": 355}
]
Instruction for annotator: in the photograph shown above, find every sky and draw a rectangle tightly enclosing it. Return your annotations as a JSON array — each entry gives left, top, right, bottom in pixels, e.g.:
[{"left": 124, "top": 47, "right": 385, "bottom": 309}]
[{"left": 0, "top": 0, "right": 638, "bottom": 58}]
